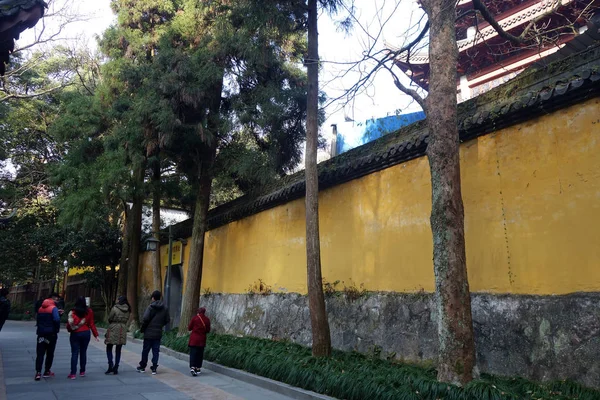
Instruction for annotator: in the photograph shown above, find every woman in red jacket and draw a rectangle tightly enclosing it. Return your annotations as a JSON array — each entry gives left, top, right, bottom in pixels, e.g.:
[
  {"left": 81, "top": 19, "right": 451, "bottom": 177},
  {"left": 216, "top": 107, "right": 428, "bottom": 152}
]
[
  {"left": 187, "top": 307, "right": 211, "bottom": 376},
  {"left": 66, "top": 297, "right": 99, "bottom": 379}
]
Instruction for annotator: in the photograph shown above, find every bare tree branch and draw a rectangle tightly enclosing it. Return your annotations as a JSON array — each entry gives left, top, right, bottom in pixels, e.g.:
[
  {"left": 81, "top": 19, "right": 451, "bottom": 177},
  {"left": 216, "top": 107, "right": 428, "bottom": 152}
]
[
  {"left": 471, "top": 0, "right": 565, "bottom": 45},
  {"left": 382, "top": 63, "right": 427, "bottom": 111}
]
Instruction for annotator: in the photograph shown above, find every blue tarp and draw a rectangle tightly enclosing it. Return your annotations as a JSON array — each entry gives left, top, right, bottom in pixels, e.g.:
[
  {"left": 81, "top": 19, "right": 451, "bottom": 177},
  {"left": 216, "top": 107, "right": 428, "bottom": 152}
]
[{"left": 335, "top": 111, "right": 425, "bottom": 155}]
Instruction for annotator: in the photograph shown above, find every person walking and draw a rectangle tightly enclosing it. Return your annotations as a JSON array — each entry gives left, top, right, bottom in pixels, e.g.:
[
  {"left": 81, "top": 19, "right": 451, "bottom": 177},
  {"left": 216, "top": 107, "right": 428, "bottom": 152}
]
[
  {"left": 104, "top": 295, "right": 131, "bottom": 375},
  {"left": 34, "top": 298, "right": 60, "bottom": 380},
  {"left": 67, "top": 296, "right": 99, "bottom": 379},
  {"left": 0, "top": 287, "right": 10, "bottom": 332},
  {"left": 136, "top": 290, "right": 170, "bottom": 375},
  {"left": 187, "top": 307, "right": 211, "bottom": 376}
]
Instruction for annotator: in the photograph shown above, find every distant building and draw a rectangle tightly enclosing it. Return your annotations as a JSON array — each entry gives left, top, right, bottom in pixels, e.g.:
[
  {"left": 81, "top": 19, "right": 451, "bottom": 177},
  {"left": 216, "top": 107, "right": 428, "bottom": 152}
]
[
  {"left": 330, "top": 111, "right": 426, "bottom": 156},
  {"left": 125, "top": 204, "right": 190, "bottom": 233}
]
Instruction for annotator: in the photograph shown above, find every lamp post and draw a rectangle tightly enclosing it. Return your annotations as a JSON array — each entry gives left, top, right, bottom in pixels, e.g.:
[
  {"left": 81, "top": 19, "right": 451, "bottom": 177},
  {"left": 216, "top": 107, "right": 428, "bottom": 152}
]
[
  {"left": 62, "top": 260, "right": 68, "bottom": 302},
  {"left": 145, "top": 226, "right": 173, "bottom": 326},
  {"left": 145, "top": 225, "right": 188, "bottom": 330},
  {"left": 165, "top": 225, "right": 173, "bottom": 311}
]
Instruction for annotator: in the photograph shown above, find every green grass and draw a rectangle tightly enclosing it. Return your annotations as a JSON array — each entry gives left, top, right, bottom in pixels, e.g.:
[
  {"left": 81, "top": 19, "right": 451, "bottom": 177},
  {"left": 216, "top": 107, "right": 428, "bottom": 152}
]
[{"left": 159, "top": 331, "right": 600, "bottom": 400}]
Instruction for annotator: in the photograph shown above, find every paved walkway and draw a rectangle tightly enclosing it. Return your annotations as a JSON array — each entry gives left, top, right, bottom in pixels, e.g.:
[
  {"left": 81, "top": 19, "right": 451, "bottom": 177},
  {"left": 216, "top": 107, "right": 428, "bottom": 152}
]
[{"left": 0, "top": 321, "right": 299, "bottom": 400}]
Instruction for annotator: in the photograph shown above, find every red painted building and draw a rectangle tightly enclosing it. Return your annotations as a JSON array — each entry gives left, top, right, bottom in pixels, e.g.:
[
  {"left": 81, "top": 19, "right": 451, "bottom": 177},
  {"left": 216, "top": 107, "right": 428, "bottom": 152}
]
[{"left": 393, "top": 0, "right": 600, "bottom": 101}]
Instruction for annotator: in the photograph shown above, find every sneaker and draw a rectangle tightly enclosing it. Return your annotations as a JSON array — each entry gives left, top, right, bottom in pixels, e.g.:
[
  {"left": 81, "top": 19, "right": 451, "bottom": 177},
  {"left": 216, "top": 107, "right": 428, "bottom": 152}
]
[
  {"left": 190, "top": 368, "right": 197, "bottom": 376},
  {"left": 79, "top": 371, "right": 85, "bottom": 377},
  {"left": 150, "top": 366, "right": 157, "bottom": 375},
  {"left": 34, "top": 372, "right": 41, "bottom": 381},
  {"left": 42, "top": 371, "right": 55, "bottom": 378},
  {"left": 136, "top": 366, "right": 145, "bottom": 373},
  {"left": 67, "top": 374, "right": 76, "bottom": 380}
]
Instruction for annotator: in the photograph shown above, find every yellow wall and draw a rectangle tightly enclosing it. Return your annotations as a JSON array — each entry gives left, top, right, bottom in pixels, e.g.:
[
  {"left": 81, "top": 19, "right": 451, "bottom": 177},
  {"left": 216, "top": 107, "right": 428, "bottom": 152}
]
[{"left": 139, "top": 98, "right": 600, "bottom": 296}]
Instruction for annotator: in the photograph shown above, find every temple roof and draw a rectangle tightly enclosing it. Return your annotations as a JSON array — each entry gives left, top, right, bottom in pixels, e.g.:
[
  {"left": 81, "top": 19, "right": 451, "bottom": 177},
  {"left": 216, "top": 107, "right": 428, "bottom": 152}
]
[
  {"left": 161, "top": 45, "right": 600, "bottom": 242},
  {"left": 0, "top": 0, "right": 46, "bottom": 75},
  {"left": 394, "top": 0, "right": 592, "bottom": 65},
  {"left": 392, "top": 0, "right": 600, "bottom": 91}
]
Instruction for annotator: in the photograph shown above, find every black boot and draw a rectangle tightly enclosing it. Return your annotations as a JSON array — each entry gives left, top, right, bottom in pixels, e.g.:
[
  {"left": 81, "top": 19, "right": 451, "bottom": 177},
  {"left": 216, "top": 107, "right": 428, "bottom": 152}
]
[
  {"left": 112, "top": 365, "right": 119, "bottom": 375},
  {"left": 105, "top": 362, "right": 114, "bottom": 375}
]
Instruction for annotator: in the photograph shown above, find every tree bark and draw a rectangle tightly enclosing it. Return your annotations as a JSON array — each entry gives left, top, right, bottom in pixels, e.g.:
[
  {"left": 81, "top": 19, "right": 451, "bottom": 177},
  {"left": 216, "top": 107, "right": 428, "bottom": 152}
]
[
  {"left": 127, "top": 162, "right": 145, "bottom": 331},
  {"left": 177, "top": 149, "right": 215, "bottom": 336},
  {"left": 151, "top": 161, "right": 162, "bottom": 292},
  {"left": 305, "top": 0, "right": 331, "bottom": 357},
  {"left": 117, "top": 205, "right": 130, "bottom": 297},
  {"left": 422, "top": 0, "right": 475, "bottom": 385},
  {"left": 177, "top": 74, "right": 222, "bottom": 336}
]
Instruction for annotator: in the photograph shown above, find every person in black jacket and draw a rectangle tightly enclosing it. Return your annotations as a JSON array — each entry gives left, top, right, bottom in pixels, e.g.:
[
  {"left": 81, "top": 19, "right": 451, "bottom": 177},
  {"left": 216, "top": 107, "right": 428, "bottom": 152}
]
[
  {"left": 0, "top": 288, "right": 10, "bottom": 331},
  {"left": 136, "top": 290, "right": 170, "bottom": 375},
  {"left": 34, "top": 298, "right": 60, "bottom": 380}
]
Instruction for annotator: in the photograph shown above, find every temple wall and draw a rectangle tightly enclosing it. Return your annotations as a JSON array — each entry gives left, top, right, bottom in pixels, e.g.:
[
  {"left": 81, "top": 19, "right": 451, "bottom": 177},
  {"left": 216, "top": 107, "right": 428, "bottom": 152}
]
[
  {"left": 138, "top": 97, "right": 600, "bottom": 385},
  {"left": 142, "top": 97, "right": 600, "bottom": 296}
]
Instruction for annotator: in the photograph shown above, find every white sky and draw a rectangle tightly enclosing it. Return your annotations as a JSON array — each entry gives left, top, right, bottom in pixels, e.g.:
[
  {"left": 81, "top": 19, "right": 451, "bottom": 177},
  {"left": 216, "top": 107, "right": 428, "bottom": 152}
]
[{"left": 16, "top": 0, "right": 426, "bottom": 143}]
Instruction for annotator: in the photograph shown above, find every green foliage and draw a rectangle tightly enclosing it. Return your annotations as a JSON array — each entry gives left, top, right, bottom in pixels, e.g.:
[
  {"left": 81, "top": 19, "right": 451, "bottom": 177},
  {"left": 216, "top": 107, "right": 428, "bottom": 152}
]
[
  {"left": 341, "top": 280, "right": 367, "bottom": 301},
  {"left": 322, "top": 278, "right": 341, "bottom": 297},
  {"left": 246, "top": 279, "right": 273, "bottom": 295},
  {"left": 321, "top": 279, "right": 367, "bottom": 301},
  {"left": 159, "top": 332, "right": 600, "bottom": 400}
]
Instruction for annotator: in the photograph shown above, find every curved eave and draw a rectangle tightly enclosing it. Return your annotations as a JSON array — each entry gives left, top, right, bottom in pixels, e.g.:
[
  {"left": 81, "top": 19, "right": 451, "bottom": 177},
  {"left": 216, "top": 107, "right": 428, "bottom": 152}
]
[
  {"left": 0, "top": 1, "right": 45, "bottom": 38},
  {"left": 0, "top": 0, "right": 46, "bottom": 75},
  {"left": 457, "top": 0, "right": 576, "bottom": 52}
]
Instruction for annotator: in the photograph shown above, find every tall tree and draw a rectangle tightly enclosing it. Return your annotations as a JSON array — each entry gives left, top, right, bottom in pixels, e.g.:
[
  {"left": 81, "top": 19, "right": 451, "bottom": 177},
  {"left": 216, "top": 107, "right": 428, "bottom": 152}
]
[
  {"left": 325, "top": 0, "right": 470, "bottom": 382},
  {"left": 420, "top": 0, "right": 474, "bottom": 385},
  {"left": 304, "top": 0, "right": 331, "bottom": 357},
  {"left": 98, "top": 0, "right": 177, "bottom": 328},
  {"left": 150, "top": 159, "right": 162, "bottom": 292},
  {"left": 303, "top": 0, "right": 348, "bottom": 357},
  {"left": 156, "top": 0, "right": 309, "bottom": 335},
  {"left": 337, "top": 0, "right": 592, "bottom": 383}
]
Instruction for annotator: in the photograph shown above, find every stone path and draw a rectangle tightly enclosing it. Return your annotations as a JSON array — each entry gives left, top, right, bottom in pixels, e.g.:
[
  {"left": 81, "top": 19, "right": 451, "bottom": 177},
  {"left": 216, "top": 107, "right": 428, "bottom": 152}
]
[{"left": 0, "top": 320, "right": 299, "bottom": 400}]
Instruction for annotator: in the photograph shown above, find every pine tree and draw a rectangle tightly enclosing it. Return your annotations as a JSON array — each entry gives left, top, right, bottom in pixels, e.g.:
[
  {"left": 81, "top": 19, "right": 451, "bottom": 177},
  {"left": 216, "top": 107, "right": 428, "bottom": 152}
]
[{"left": 144, "top": 0, "right": 310, "bottom": 335}]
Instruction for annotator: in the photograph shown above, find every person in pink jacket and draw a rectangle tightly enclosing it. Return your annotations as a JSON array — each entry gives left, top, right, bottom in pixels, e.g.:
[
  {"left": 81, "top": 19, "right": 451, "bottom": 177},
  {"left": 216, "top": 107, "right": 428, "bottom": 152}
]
[{"left": 187, "top": 307, "right": 211, "bottom": 376}]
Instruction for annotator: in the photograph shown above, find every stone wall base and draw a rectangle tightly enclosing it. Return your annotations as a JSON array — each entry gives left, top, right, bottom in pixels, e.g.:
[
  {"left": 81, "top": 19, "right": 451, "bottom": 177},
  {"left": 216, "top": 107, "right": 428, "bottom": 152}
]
[{"left": 196, "top": 292, "right": 600, "bottom": 388}]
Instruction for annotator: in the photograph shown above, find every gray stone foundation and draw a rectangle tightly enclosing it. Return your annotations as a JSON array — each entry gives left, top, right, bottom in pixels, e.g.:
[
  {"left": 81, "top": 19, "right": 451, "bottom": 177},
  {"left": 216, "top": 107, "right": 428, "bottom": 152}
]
[{"left": 197, "top": 292, "right": 600, "bottom": 388}]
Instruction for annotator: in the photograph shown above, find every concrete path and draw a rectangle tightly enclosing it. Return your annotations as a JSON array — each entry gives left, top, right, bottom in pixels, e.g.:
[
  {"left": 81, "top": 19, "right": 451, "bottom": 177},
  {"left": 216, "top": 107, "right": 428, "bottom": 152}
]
[{"left": 0, "top": 321, "right": 300, "bottom": 400}]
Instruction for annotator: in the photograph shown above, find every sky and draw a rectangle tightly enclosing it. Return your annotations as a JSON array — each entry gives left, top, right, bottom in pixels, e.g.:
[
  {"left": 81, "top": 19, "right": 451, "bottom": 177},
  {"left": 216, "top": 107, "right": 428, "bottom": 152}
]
[{"left": 16, "top": 0, "right": 426, "bottom": 151}]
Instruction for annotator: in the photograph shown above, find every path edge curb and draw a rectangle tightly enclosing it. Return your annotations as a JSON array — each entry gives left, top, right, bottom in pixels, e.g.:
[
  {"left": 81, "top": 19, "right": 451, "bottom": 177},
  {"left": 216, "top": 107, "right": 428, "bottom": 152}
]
[{"left": 97, "top": 328, "right": 336, "bottom": 400}]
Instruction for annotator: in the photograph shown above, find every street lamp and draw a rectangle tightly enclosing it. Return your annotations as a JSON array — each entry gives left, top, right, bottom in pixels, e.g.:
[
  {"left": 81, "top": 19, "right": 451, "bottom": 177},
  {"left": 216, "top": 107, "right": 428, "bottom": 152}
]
[
  {"left": 62, "top": 260, "right": 69, "bottom": 301},
  {"left": 145, "top": 227, "right": 172, "bottom": 306},
  {"left": 145, "top": 226, "right": 187, "bottom": 330},
  {"left": 145, "top": 237, "right": 160, "bottom": 252}
]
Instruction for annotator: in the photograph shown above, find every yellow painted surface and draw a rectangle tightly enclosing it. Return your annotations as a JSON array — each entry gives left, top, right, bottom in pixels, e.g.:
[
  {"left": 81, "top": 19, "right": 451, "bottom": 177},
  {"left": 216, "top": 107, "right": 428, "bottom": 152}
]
[
  {"left": 139, "top": 98, "right": 600, "bottom": 296},
  {"left": 68, "top": 266, "right": 94, "bottom": 277},
  {"left": 139, "top": 242, "right": 191, "bottom": 294}
]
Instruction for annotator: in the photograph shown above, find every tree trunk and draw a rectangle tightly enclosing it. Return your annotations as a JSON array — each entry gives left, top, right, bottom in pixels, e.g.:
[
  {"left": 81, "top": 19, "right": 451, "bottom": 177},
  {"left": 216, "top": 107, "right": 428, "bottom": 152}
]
[
  {"left": 177, "top": 74, "right": 222, "bottom": 336},
  {"left": 152, "top": 161, "right": 162, "bottom": 292},
  {"left": 177, "top": 149, "right": 215, "bottom": 336},
  {"left": 422, "top": 0, "right": 475, "bottom": 385},
  {"left": 117, "top": 206, "right": 130, "bottom": 297},
  {"left": 305, "top": 0, "right": 331, "bottom": 357},
  {"left": 127, "top": 163, "right": 145, "bottom": 331}
]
